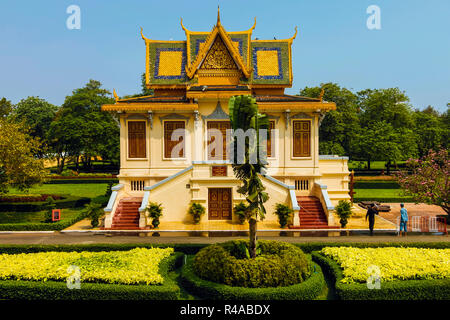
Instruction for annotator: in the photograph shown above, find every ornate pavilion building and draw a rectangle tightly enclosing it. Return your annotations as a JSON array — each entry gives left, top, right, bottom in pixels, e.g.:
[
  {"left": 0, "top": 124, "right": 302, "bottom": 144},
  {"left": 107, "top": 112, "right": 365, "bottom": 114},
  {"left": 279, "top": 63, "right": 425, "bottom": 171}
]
[{"left": 101, "top": 10, "right": 350, "bottom": 230}]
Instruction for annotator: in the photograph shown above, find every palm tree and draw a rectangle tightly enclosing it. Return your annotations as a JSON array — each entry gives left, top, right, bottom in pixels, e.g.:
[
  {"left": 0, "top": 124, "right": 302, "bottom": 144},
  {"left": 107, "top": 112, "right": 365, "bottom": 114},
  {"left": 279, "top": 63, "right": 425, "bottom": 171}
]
[{"left": 228, "top": 95, "right": 269, "bottom": 258}]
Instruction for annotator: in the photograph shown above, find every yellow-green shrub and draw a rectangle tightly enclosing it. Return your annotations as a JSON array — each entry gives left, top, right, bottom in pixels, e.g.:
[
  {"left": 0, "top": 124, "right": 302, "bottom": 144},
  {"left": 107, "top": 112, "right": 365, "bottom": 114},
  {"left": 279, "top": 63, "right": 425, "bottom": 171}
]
[
  {"left": 321, "top": 247, "right": 450, "bottom": 284},
  {"left": 0, "top": 247, "right": 173, "bottom": 285}
]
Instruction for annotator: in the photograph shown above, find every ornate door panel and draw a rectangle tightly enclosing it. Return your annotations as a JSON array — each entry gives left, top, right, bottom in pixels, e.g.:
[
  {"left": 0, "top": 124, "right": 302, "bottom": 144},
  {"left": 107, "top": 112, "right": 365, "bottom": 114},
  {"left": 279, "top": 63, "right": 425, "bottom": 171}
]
[{"left": 208, "top": 188, "right": 232, "bottom": 220}]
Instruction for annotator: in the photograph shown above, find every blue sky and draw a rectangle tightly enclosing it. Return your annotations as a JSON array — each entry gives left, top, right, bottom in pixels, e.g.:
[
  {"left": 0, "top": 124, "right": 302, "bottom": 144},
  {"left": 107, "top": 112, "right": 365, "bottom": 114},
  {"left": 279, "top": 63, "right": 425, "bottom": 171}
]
[{"left": 0, "top": 0, "right": 449, "bottom": 112}]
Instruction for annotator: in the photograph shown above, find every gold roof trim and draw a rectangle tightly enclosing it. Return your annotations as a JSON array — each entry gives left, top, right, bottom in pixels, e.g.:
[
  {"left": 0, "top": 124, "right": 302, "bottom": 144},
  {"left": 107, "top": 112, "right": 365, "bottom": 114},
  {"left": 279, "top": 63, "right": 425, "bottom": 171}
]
[
  {"left": 102, "top": 103, "right": 198, "bottom": 112},
  {"left": 257, "top": 101, "right": 336, "bottom": 111}
]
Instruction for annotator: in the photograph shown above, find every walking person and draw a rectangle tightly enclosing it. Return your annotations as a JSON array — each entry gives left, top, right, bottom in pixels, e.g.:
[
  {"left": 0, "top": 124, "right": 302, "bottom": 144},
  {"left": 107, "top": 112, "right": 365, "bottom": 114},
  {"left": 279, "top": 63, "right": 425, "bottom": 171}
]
[
  {"left": 365, "top": 203, "right": 379, "bottom": 236},
  {"left": 399, "top": 203, "right": 408, "bottom": 236}
]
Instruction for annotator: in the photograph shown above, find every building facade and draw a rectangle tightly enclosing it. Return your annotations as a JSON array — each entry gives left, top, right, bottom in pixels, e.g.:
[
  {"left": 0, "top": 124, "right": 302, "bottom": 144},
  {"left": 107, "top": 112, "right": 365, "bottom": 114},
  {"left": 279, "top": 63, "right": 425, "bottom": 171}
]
[{"left": 101, "top": 10, "right": 350, "bottom": 230}]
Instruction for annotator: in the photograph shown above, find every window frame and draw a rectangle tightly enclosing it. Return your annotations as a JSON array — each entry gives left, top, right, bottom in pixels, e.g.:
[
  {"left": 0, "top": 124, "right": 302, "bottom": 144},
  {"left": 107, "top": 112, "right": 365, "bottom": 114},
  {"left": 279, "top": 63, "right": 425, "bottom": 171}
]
[
  {"left": 126, "top": 120, "right": 148, "bottom": 160},
  {"left": 162, "top": 120, "right": 187, "bottom": 160}
]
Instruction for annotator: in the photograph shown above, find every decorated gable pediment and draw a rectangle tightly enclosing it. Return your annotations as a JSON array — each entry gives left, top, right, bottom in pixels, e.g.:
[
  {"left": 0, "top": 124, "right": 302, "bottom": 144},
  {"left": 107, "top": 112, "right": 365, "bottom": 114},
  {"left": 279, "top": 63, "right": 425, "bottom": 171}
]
[{"left": 201, "top": 36, "right": 238, "bottom": 70}]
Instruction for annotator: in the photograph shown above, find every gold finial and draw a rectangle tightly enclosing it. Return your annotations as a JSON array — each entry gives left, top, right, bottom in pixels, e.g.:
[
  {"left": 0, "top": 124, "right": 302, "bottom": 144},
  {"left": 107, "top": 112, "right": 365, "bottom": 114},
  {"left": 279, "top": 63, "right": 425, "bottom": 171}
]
[
  {"left": 113, "top": 89, "right": 119, "bottom": 102},
  {"left": 140, "top": 27, "right": 150, "bottom": 41},
  {"left": 245, "top": 17, "right": 256, "bottom": 32},
  {"left": 180, "top": 17, "right": 188, "bottom": 32},
  {"left": 217, "top": 5, "right": 221, "bottom": 25},
  {"left": 290, "top": 26, "right": 298, "bottom": 41},
  {"left": 319, "top": 87, "right": 325, "bottom": 102}
]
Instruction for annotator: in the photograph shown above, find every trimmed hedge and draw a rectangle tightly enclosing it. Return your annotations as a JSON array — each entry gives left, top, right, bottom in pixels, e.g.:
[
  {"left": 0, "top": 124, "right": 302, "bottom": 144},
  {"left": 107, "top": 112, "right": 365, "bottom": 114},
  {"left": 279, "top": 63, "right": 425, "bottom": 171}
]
[
  {"left": 0, "top": 243, "right": 207, "bottom": 255},
  {"left": 46, "top": 179, "right": 118, "bottom": 184},
  {"left": 181, "top": 255, "right": 325, "bottom": 300},
  {"left": 0, "top": 210, "right": 87, "bottom": 231},
  {"left": 0, "top": 195, "right": 91, "bottom": 212},
  {"left": 353, "top": 197, "right": 414, "bottom": 203},
  {"left": 0, "top": 252, "right": 183, "bottom": 300},
  {"left": 312, "top": 251, "right": 450, "bottom": 300},
  {"left": 193, "top": 240, "right": 310, "bottom": 288},
  {"left": 354, "top": 181, "right": 401, "bottom": 189},
  {"left": 0, "top": 242, "right": 448, "bottom": 255}
]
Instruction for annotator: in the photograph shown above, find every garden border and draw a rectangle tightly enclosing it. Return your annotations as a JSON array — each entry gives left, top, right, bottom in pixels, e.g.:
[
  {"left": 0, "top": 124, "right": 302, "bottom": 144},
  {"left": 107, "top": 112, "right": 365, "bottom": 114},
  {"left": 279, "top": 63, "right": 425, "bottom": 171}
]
[
  {"left": 180, "top": 255, "right": 325, "bottom": 300},
  {"left": 0, "top": 195, "right": 91, "bottom": 212},
  {"left": 0, "top": 242, "right": 449, "bottom": 255},
  {"left": 0, "top": 251, "right": 183, "bottom": 300},
  {"left": 312, "top": 251, "right": 450, "bottom": 300}
]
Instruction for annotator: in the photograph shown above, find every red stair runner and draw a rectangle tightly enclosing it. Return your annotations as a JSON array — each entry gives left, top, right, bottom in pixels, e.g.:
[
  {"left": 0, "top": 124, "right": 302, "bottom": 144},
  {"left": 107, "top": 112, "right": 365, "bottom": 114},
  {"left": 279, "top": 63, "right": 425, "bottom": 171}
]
[
  {"left": 290, "top": 196, "right": 338, "bottom": 229},
  {"left": 108, "top": 197, "right": 143, "bottom": 230}
]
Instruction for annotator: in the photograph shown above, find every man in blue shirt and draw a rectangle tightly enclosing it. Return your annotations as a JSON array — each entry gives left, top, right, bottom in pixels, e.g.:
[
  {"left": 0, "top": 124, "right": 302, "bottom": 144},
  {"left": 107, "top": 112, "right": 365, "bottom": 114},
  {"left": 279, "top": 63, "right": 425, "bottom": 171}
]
[{"left": 399, "top": 203, "right": 408, "bottom": 236}]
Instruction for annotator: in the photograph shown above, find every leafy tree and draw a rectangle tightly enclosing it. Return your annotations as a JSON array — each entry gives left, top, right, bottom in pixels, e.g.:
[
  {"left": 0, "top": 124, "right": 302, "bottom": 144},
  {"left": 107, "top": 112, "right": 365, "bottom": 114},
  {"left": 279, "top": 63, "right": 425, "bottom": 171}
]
[
  {"left": 357, "top": 87, "right": 414, "bottom": 129},
  {"left": 0, "top": 119, "right": 47, "bottom": 193},
  {"left": 0, "top": 98, "right": 13, "bottom": 118},
  {"left": 413, "top": 107, "right": 444, "bottom": 157},
  {"left": 229, "top": 95, "right": 269, "bottom": 258},
  {"left": 300, "top": 83, "right": 360, "bottom": 156},
  {"left": 355, "top": 88, "right": 417, "bottom": 171},
  {"left": 12, "top": 97, "right": 58, "bottom": 153},
  {"left": 48, "top": 80, "right": 118, "bottom": 172},
  {"left": 354, "top": 121, "right": 416, "bottom": 173},
  {"left": 441, "top": 104, "right": 450, "bottom": 151},
  {"left": 397, "top": 149, "right": 449, "bottom": 215}
]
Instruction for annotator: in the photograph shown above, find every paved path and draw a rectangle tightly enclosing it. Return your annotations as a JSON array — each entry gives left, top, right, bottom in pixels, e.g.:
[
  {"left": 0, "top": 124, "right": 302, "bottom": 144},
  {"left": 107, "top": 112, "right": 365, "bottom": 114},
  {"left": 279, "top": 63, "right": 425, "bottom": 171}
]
[{"left": 0, "top": 232, "right": 447, "bottom": 245}]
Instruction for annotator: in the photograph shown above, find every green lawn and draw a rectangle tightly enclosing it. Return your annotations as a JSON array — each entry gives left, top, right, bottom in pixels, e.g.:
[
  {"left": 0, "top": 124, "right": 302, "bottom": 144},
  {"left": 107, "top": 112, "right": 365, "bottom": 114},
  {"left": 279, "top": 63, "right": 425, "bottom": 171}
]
[
  {"left": 0, "top": 207, "right": 84, "bottom": 224},
  {"left": 8, "top": 183, "right": 108, "bottom": 199},
  {"left": 1, "top": 183, "right": 109, "bottom": 229},
  {"left": 353, "top": 180, "right": 413, "bottom": 202},
  {"left": 348, "top": 160, "right": 406, "bottom": 170},
  {"left": 354, "top": 189, "right": 406, "bottom": 199}
]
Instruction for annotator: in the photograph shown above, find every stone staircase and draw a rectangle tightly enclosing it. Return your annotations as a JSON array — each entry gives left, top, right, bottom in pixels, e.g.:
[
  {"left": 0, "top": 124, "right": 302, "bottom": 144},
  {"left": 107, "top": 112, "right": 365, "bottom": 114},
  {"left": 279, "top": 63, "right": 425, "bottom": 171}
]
[
  {"left": 291, "top": 196, "right": 337, "bottom": 229},
  {"left": 109, "top": 197, "right": 143, "bottom": 230}
]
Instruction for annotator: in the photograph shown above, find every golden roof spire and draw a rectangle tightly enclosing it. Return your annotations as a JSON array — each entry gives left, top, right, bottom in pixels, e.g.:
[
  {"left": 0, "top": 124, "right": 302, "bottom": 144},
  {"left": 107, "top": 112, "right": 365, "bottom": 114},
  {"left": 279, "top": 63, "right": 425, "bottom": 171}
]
[{"left": 217, "top": 6, "right": 221, "bottom": 25}]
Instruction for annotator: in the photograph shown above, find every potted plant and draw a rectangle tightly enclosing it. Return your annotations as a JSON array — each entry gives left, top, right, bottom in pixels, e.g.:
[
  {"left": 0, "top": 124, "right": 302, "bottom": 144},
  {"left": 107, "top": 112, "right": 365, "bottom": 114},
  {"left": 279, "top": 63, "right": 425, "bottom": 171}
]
[
  {"left": 233, "top": 202, "right": 248, "bottom": 224},
  {"left": 84, "top": 202, "right": 103, "bottom": 228},
  {"left": 274, "top": 203, "right": 293, "bottom": 228},
  {"left": 335, "top": 200, "right": 352, "bottom": 228},
  {"left": 146, "top": 202, "right": 163, "bottom": 228},
  {"left": 188, "top": 202, "right": 205, "bottom": 224}
]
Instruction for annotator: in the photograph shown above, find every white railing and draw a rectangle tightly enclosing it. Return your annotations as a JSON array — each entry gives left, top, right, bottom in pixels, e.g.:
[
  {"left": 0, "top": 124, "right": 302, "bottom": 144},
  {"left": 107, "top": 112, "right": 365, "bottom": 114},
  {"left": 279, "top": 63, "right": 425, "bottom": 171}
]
[
  {"left": 104, "top": 184, "right": 123, "bottom": 228},
  {"left": 313, "top": 182, "right": 335, "bottom": 226},
  {"left": 261, "top": 174, "right": 300, "bottom": 226},
  {"left": 396, "top": 216, "right": 447, "bottom": 234}
]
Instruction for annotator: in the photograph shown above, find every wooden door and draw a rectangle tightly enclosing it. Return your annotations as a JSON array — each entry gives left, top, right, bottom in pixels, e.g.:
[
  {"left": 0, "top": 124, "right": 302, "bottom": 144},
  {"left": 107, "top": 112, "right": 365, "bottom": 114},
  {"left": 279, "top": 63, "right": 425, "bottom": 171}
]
[
  {"left": 207, "top": 121, "right": 231, "bottom": 160},
  {"left": 208, "top": 188, "right": 232, "bottom": 220}
]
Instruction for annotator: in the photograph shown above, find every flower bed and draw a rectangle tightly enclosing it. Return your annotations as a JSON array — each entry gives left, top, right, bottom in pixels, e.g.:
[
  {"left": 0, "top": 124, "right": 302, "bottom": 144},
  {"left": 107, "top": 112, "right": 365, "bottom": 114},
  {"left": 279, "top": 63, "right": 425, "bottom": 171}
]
[
  {"left": 0, "top": 248, "right": 173, "bottom": 285},
  {"left": 312, "top": 248, "right": 450, "bottom": 300},
  {"left": 321, "top": 247, "right": 450, "bottom": 283}
]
